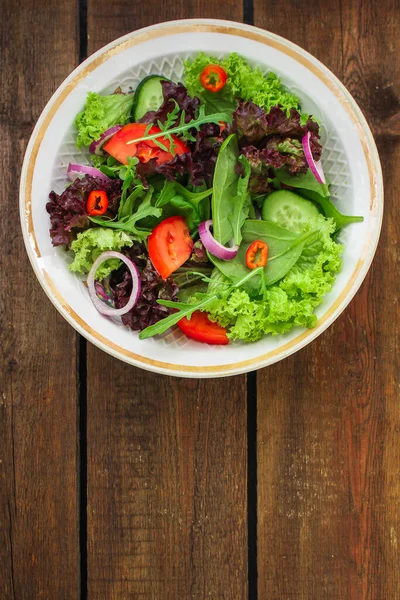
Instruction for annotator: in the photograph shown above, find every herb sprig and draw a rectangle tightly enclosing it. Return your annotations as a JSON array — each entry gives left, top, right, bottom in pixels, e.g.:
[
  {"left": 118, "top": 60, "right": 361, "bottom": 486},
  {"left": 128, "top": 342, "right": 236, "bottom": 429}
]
[{"left": 127, "top": 105, "right": 232, "bottom": 155}]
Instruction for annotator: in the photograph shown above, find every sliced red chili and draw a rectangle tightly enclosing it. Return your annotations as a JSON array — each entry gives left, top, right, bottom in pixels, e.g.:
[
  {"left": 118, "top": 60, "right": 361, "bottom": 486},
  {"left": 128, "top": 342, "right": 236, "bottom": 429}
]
[
  {"left": 200, "top": 64, "right": 228, "bottom": 93},
  {"left": 86, "top": 190, "right": 109, "bottom": 216},
  {"left": 246, "top": 240, "right": 269, "bottom": 270}
]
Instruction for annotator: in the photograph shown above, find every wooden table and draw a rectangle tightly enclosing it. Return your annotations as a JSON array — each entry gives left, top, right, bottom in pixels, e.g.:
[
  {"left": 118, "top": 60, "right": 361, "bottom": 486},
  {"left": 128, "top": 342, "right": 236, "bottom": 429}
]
[{"left": 1, "top": 1, "right": 399, "bottom": 598}]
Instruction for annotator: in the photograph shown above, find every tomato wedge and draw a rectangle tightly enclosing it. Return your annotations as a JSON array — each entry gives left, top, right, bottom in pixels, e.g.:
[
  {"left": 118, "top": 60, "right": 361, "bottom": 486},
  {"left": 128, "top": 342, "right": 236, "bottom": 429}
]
[
  {"left": 177, "top": 311, "right": 229, "bottom": 345},
  {"left": 148, "top": 216, "right": 193, "bottom": 279},
  {"left": 103, "top": 123, "right": 189, "bottom": 166}
]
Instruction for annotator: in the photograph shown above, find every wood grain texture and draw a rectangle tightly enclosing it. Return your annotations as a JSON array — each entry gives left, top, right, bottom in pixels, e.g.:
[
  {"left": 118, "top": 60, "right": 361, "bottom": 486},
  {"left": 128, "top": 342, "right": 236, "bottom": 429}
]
[
  {"left": 0, "top": 0, "right": 80, "bottom": 598},
  {"left": 85, "top": 3, "right": 248, "bottom": 598},
  {"left": 87, "top": 367, "right": 247, "bottom": 598},
  {"left": 255, "top": 0, "right": 400, "bottom": 598}
]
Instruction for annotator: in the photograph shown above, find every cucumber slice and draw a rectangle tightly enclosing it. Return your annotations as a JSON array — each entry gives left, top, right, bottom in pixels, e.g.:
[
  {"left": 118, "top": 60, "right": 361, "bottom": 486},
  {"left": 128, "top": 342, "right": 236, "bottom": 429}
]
[
  {"left": 261, "top": 190, "right": 320, "bottom": 232},
  {"left": 131, "top": 75, "right": 170, "bottom": 121}
]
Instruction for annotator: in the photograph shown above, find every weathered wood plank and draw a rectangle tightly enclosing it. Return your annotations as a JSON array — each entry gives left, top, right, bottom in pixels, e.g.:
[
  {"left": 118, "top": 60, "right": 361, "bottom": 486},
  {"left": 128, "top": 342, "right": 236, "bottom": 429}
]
[
  {"left": 255, "top": 0, "right": 399, "bottom": 598},
  {"left": 85, "top": 4, "right": 248, "bottom": 599},
  {"left": 0, "top": 0, "right": 80, "bottom": 598}
]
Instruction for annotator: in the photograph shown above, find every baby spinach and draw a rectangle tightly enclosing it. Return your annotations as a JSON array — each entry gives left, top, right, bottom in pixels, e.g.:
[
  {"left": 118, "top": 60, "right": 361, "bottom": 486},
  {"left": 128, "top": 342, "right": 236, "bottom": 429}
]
[
  {"left": 155, "top": 180, "right": 213, "bottom": 230},
  {"left": 211, "top": 134, "right": 251, "bottom": 245},
  {"left": 229, "top": 155, "right": 251, "bottom": 245},
  {"left": 209, "top": 219, "right": 319, "bottom": 294},
  {"left": 274, "top": 167, "right": 363, "bottom": 230}
]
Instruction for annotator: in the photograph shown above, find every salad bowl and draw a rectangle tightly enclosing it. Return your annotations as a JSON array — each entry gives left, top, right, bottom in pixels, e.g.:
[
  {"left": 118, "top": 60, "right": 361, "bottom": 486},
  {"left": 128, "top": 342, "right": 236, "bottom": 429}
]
[{"left": 20, "top": 19, "right": 383, "bottom": 378}]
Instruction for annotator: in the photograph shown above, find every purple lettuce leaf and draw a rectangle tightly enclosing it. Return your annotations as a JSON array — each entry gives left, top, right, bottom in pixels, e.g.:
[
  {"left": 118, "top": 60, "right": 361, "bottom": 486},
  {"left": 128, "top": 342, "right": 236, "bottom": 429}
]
[
  {"left": 46, "top": 175, "right": 122, "bottom": 247},
  {"left": 231, "top": 101, "right": 269, "bottom": 143},
  {"left": 231, "top": 101, "right": 322, "bottom": 160}
]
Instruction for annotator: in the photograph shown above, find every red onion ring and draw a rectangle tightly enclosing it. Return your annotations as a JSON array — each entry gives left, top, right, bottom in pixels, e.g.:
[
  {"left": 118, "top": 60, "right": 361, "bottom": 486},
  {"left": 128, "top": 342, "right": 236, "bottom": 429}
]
[
  {"left": 87, "top": 251, "right": 141, "bottom": 317},
  {"left": 199, "top": 220, "right": 239, "bottom": 260},
  {"left": 302, "top": 131, "right": 326, "bottom": 184},
  {"left": 89, "top": 125, "right": 123, "bottom": 155},
  {"left": 67, "top": 162, "right": 111, "bottom": 183}
]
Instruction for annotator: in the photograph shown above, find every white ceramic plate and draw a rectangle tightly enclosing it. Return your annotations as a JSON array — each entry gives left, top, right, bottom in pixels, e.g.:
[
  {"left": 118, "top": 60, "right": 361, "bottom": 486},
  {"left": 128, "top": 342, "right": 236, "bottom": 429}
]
[{"left": 20, "top": 19, "right": 383, "bottom": 378}]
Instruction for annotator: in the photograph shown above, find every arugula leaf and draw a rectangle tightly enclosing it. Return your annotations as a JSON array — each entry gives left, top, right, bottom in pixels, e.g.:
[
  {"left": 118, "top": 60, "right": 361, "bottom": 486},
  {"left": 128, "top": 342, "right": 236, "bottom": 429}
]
[
  {"left": 125, "top": 104, "right": 232, "bottom": 152},
  {"left": 274, "top": 167, "right": 363, "bottom": 229},
  {"left": 118, "top": 185, "right": 146, "bottom": 220},
  {"left": 229, "top": 154, "right": 251, "bottom": 245},
  {"left": 139, "top": 267, "right": 263, "bottom": 340},
  {"left": 209, "top": 220, "right": 319, "bottom": 294},
  {"left": 90, "top": 187, "right": 161, "bottom": 240},
  {"left": 172, "top": 264, "right": 213, "bottom": 289}
]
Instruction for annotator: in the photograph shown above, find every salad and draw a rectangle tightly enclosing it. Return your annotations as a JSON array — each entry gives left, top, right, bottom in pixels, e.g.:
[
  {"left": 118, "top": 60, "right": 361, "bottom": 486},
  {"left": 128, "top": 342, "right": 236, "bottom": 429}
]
[{"left": 47, "top": 53, "right": 363, "bottom": 345}]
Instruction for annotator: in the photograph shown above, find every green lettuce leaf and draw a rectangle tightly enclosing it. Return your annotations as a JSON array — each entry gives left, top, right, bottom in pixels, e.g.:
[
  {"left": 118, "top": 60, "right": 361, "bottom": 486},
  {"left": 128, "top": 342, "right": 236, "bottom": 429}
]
[
  {"left": 69, "top": 228, "right": 133, "bottom": 279},
  {"left": 75, "top": 92, "right": 134, "bottom": 148}
]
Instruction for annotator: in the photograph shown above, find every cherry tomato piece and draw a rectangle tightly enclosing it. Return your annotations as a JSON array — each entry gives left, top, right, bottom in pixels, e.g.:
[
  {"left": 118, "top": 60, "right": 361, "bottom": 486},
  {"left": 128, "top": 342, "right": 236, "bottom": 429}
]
[
  {"left": 103, "top": 123, "right": 189, "bottom": 166},
  {"left": 148, "top": 216, "right": 194, "bottom": 279},
  {"left": 177, "top": 311, "right": 229, "bottom": 345}
]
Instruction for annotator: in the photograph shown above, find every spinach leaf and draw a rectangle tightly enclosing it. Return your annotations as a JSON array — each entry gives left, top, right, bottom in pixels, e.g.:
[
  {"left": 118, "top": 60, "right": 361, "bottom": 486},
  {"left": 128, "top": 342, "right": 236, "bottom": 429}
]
[
  {"left": 209, "top": 219, "right": 317, "bottom": 294},
  {"left": 212, "top": 134, "right": 241, "bottom": 245},
  {"left": 229, "top": 154, "right": 251, "bottom": 245},
  {"left": 274, "top": 167, "right": 363, "bottom": 229},
  {"left": 155, "top": 180, "right": 177, "bottom": 208},
  {"left": 194, "top": 89, "right": 237, "bottom": 115},
  {"left": 177, "top": 283, "right": 208, "bottom": 303},
  {"left": 274, "top": 167, "right": 330, "bottom": 197},
  {"left": 139, "top": 266, "right": 263, "bottom": 340},
  {"left": 159, "top": 195, "right": 199, "bottom": 231},
  {"left": 155, "top": 180, "right": 213, "bottom": 231}
]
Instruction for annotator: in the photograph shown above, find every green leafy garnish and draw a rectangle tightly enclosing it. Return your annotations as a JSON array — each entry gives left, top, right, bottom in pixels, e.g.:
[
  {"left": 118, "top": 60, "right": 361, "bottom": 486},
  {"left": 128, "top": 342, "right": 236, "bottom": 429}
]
[
  {"left": 209, "top": 219, "right": 322, "bottom": 294},
  {"left": 211, "top": 134, "right": 251, "bottom": 246},
  {"left": 155, "top": 180, "right": 213, "bottom": 231}
]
